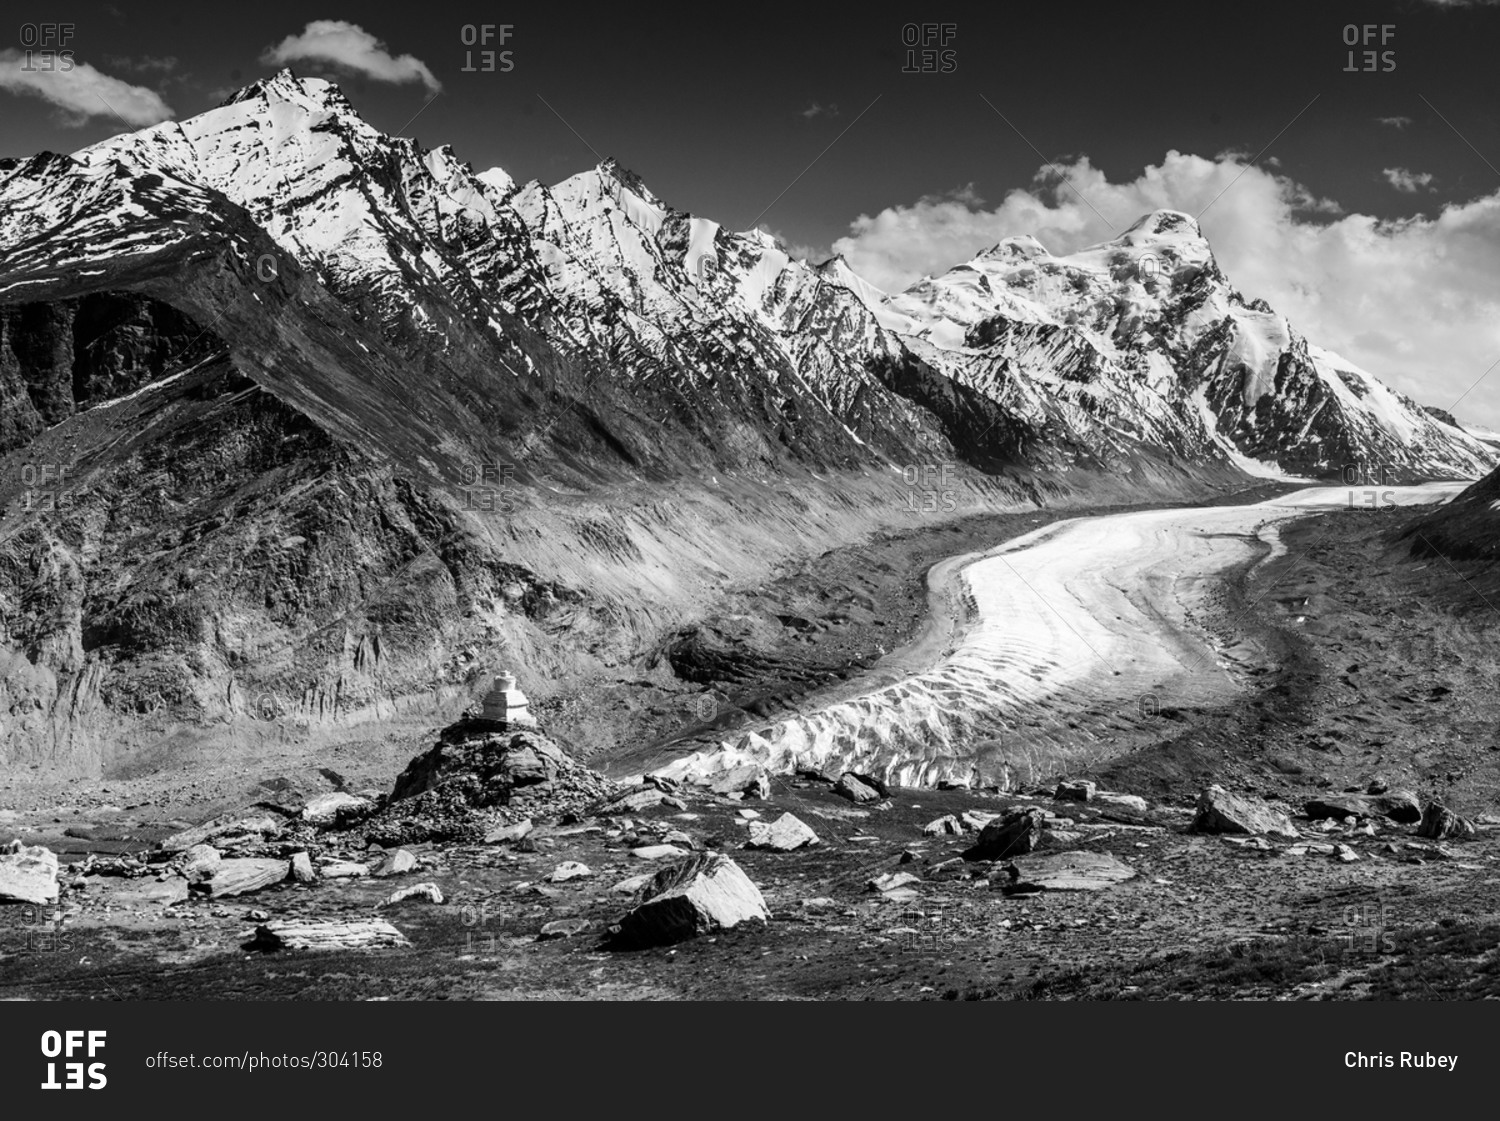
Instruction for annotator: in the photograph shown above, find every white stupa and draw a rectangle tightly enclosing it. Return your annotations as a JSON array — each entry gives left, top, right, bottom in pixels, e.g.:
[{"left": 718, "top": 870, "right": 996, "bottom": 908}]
[{"left": 476, "top": 672, "right": 536, "bottom": 728}]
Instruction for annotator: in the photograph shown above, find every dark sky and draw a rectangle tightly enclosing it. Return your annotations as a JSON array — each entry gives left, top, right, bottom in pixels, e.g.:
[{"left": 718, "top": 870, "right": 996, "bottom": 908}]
[{"left": 4, "top": 0, "right": 1499, "bottom": 254}]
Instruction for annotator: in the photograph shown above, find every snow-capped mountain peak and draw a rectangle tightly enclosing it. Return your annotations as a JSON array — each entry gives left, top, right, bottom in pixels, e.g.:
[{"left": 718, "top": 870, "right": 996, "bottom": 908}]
[{"left": 6, "top": 69, "right": 1489, "bottom": 484}]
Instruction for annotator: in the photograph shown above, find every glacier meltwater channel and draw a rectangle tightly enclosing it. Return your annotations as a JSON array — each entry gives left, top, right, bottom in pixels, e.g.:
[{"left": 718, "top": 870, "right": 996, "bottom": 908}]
[{"left": 651, "top": 484, "right": 1465, "bottom": 790}]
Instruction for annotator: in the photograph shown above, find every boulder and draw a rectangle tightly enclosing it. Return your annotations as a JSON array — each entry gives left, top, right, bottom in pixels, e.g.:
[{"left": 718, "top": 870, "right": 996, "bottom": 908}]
[
  {"left": 866, "top": 871, "right": 921, "bottom": 893},
  {"left": 1373, "top": 790, "right": 1422, "bottom": 824},
  {"left": 707, "top": 765, "right": 771, "bottom": 800},
  {"left": 922, "top": 814, "right": 964, "bottom": 837},
  {"left": 160, "top": 813, "right": 284, "bottom": 853},
  {"left": 960, "top": 809, "right": 1000, "bottom": 831},
  {"left": 744, "top": 812, "right": 821, "bottom": 852},
  {"left": 1093, "top": 792, "right": 1149, "bottom": 814},
  {"left": 612, "top": 852, "right": 769, "bottom": 949},
  {"left": 1054, "top": 780, "right": 1096, "bottom": 803},
  {"left": 1333, "top": 844, "right": 1360, "bottom": 863},
  {"left": 963, "top": 809, "right": 1046, "bottom": 861},
  {"left": 834, "top": 773, "right": 882, "bottom": 804},
  {"left": 538, "top": 918, "right": 590, "bottom": 940},
  {"left": 301, "top": 792, "right": 374, "bottom": 827},
  {"left": 387, "top": 728, "right": 614, "bottom": 822},
  {"left": 484, "top": 819, "right": 534, "bottom": 844},
  {"left": 202, "top": 858, "right": 289, "bottom": 899},
  {"left": 172, "top": 843, "right": 220, "bottom": 884},
  {"left": 372, "top": 849, "right": 417, "bottom": 877},
  {"left": 1191, "top": 786, "right": 1298, "bottom": 839},
  {"left": 548, "top": 861, "right": 592, "bottom": 883},
  {"left": 247, "top": 919, "right": 410, "bottom": 952},
  {"left": 597, "top": 787, "right": 668, "bottom": 814},
  {"left": 1305, "top": 795, "right": 1374, "bottom": 821},
  {"left": 0, "top": 842, "right": 59, "bottom": 905},
  {"left": 1417, "top": 803, "right": 1477, "bottom": 841},
  {"left": 289, "top": 852, "right": 316, "bottom": 883},
  {"left": 997, "top": 851, "right": 1136, "bottom": 893},
  {"left": 384, "top": 882, "right": 443, "bottom": 905}
]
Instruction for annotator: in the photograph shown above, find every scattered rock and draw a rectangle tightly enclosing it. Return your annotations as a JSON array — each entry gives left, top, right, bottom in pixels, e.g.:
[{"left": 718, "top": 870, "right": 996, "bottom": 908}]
[
  {"left": 172, "top": 843, "right": 221, "bottom": 884},
  {"left": 202, "top": 858, "right": 289, "bottom": 899},
  {"left": 1417, "top": 803, "right": 1477, "bottom": 841},
  {"left": 611, "top": 851, "right": 769, "bottom": 949},
  {"left": 160, "top": 813, "right": 284, "bottom": 854},
  {"left": 736, "top": 809, "right": 761, "bottom": 820},
  {"left": 372, "top": 849, "right": 417, "bottom": 877},
  {"left": 925, "top": 857, "right": 970, "bottom": 881},
  {"left": 963, "top": 809, "right": 1046, "bottom": 861},
  {"left": 247, "top": 920, "right": 410, "bottom": 952},
  {"left": 1191, "top": 786, "right": 1298, "bottom": 839},
  {"left": 662, "top": 830, "right": 694, "bottom": 847},
  {"left": 922, "top": 814, "right": 964, "bottom": 836},
  {"left": 290, "top": 852, "right": 316, "bottom": 883},
  {"left": 801, "top": 897, "right": 837, "bottom": 910},
  {"left": 997, "top": 851, "right": 1136, "bottom": 893},
  {"left": 1054, "top": 780, "right": 1096, "bottom": 802},
  {"left": 744, "top": 812, "right": 821, "bottom": 852},
  {"left": 548, "top": 861, "right": 592, "bottom": 883},
  {"left": 301, "top": 792, "right": 374, "bottom": 827},
  {"left": 631, "top": 845, "right": 689, "bottom": 861},
  {"left": 867, "top": 871, "right": 921, "bottom": 893},
  {"left": 320, "top": 861, "right": 370, "bottom": 879},
  {"left": 538, "top": 918, "right": 590, "bottom": 940},
  {"left": 1333, "top": 844, "right": 1359, "bottom": 863},
  {"left": 707, "top": 765, "right": 771, "bottom": 800},
  {"left": 384, "top": 882, "right": 444, "bottom": 905},
  {"left": 484, "top": 819, "right": 534, "bottom": 844}
]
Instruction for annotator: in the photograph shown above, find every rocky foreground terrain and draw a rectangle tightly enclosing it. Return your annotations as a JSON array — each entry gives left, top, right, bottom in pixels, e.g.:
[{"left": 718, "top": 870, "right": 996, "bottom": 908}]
[{"left": 2, "top": 494, "right": 1498, "bottom": 1000}]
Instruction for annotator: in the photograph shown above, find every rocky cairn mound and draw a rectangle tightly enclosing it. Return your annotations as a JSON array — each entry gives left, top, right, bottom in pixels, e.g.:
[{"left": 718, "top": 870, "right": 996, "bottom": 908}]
[{"left": 364, "top": 719, "right": 617, "bottom": 846}]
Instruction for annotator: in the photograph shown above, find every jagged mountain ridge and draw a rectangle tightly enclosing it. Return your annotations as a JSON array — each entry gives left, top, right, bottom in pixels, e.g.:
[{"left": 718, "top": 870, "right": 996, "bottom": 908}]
[{"left": 28, "top": 68, "right": 1484, "bottom": 482}]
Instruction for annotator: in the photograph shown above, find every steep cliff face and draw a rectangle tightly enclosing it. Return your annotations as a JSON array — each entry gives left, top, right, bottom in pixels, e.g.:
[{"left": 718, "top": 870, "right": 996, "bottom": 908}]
[{"left": 0, "top": 293, "right": 218, "bottom": 455}]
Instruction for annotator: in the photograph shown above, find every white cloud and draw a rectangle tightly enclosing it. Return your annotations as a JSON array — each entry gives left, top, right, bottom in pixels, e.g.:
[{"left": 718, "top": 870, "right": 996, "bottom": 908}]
[
  {"left": 0, "top": 49, "right": 173, "bottom": 126},
  {"left": 1383, "top": 167, "right": 1436, "bottom": 193},
  {"left": 799, "top": 101, "right": 839, "bottom": 119},
  {"left": 1376, "top": 115, "right": 1412, "bottom": 129},
  {"left": 831, "top": 151, "right": 1500, "bottom": 426},
  {"left": 261, "top": 20, "right": 441, "bottom": 93}
]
